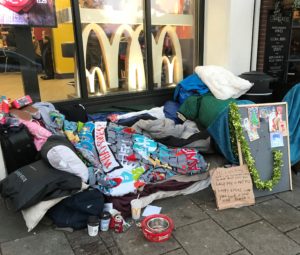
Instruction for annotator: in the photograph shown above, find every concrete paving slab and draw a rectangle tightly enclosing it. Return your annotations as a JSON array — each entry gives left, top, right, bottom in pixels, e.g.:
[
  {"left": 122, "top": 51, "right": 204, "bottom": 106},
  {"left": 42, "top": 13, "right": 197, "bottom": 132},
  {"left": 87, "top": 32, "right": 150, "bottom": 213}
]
[
  {"left": 287, "top": 228, "right": 300, "bottom": 245},
  {"left": 99, "top": 231, "right": 117, "bottom": 248},
  {"left": 107, "top": 246, "right": 123, "bottom": 255},
  {"left": 199, "top": 200, "right": 216, "bottom": 211},
  {"left": 73, "top": 240, "right": 109, "bottom": 255},
  {"left": 292, "top": 173, "right": 300, "bottom": 187},
  {"left": 0, "top": 198, "right": 50, "bottom": 243},
  {"left": 65, "top": 229, "right": 112, "bottom": 255},
  {"left": 202, "top": 202, "right": 261, "bottom": 231},
  {"left": 276, "top": 188, "right": 300, "bottom": 208},
  {"left": 152, "top": 196, "right": 209, "bottom": 228},
  {"left": 231, "top": 250, "right": 251, "bottom": 255},
  {"left": 255, "top": 195, "right": 276, "bottom": 204},
  {"left": 186, "top": 186, "right": 215, "bottom": 205},
  {"left": 164, "top": 248, "right": 188, "bottom": 255},
  {"left": 66, "top": 228, "right": 101, "bottom": 245},
  {"left": 173, "top": 219, "right": 241, "bottom": 255},
  {"left": 1, "top": 230, "right": 74, "bottom": 255},
  {"left": 230, "top": 221, "right": 300, "bottom": 255},
  {"left": 112, "top": 224, "right": 180, "bottom": 255},
  {"left": 251, "top": 198, "right": 300, "bottom": 232}
]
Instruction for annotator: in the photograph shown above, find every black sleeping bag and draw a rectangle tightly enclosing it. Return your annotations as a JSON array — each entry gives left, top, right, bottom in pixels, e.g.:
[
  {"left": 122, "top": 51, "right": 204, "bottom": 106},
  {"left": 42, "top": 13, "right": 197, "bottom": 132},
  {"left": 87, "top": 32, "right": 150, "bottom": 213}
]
[{"left": 0, "top": 160, "right": 82, "bottom": 211}]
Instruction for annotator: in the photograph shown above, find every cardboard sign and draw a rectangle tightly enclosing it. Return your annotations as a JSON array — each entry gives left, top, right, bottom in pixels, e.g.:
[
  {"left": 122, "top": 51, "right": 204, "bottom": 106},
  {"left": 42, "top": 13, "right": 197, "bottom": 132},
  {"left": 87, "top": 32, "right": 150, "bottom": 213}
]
[{"left": 210, "top": 165, "right": 255, "bottom": 210}]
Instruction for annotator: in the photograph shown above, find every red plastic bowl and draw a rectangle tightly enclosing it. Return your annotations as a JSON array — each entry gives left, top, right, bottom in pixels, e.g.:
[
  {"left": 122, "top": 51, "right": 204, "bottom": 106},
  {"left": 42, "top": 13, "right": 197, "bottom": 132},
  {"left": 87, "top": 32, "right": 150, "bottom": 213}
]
[{"left": 141, "top": 214, "right": 174, "bottom": 242}]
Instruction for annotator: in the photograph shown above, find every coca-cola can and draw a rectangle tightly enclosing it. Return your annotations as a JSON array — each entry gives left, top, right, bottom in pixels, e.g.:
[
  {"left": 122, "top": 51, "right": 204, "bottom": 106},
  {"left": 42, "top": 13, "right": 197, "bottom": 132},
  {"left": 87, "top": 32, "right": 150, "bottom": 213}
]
[{"left": 114, "top": 215, "right": 123, "bottom": 233}]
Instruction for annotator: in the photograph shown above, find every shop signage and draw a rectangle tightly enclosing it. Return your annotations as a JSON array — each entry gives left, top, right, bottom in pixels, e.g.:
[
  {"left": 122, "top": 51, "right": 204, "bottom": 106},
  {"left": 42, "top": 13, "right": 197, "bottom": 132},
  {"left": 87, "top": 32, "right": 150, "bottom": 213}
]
[{"left": 264, "top": 10, "right": 292, "bottom": 80}]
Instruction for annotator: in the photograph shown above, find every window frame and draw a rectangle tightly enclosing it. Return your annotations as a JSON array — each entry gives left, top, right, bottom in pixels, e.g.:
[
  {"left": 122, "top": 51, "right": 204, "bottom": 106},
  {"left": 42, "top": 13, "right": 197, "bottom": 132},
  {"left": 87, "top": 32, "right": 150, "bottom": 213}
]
[{"left": 55, "top": 0, "right": 205, "bottom": 111}]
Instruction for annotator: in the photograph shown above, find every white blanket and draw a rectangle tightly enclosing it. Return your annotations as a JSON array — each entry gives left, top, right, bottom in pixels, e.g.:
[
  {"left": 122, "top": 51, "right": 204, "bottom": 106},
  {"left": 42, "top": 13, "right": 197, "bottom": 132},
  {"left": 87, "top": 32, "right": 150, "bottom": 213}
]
[{"left": 195, "top": 65, "right": 253, "bottom": 100}]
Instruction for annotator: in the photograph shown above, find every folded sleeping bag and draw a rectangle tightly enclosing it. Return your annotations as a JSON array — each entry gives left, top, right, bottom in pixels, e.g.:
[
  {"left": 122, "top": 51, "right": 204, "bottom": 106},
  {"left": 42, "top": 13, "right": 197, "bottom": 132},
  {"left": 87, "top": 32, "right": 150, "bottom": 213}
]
[{"left": 0, "top": 160, "right": 82, "bottom": 211}]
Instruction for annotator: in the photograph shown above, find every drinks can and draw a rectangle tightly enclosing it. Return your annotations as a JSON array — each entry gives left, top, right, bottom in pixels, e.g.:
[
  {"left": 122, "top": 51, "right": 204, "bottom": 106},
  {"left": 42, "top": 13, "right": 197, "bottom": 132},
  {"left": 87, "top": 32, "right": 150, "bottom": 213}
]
[
  {"left": 100, "top": 211, "right": 111, "bottom": 232},
  {"left": 114, "top": 215, "right": 123, "bottom": 233}
]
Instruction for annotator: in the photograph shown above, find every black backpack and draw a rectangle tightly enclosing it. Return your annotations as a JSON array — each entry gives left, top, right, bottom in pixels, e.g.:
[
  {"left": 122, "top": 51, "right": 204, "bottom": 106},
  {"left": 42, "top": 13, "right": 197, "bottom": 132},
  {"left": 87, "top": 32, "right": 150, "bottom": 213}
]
[
  {"left": 47, "top": 189, "right": 105, "bottom": 230},
  {"left": 0, "top": 124, "right": 39, "bottom": 174},
  {"left": 0, "top": 160, "right": 82, "bottom": 211}
]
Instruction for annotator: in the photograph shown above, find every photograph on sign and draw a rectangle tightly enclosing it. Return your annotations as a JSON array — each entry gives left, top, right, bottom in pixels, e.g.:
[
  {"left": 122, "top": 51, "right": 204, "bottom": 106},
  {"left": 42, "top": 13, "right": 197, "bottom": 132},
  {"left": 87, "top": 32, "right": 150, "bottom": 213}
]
[
  {"left": 248, "top": 107, "right": 260, "bottom": 128},
  {"left": 247, "top": 126, "right": 260, "bottom": 142},
  {"left": 259, "top": 106, "right": 273, "bottom": 119},
  {"left": 270, "top": 132, "right": 284, "bottom": 148}
]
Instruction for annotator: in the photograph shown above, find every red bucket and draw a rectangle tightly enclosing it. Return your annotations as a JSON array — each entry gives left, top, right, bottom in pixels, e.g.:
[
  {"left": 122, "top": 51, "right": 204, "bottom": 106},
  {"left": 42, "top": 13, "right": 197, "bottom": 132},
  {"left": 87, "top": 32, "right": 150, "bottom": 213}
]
[{"left": 141, "top": 214, "right": 174, "bottom": 242}]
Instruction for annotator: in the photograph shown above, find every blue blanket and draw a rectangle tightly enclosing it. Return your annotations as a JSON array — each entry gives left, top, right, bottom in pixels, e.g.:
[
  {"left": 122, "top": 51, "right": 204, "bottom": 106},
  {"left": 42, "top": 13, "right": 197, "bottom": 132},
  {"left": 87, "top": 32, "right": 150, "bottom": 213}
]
[
  {"left": 207, "top": 100, "right": 254, "bottom": 164},
  {"left": 283, "top": 83, "right": 300, "bottom": 165}
]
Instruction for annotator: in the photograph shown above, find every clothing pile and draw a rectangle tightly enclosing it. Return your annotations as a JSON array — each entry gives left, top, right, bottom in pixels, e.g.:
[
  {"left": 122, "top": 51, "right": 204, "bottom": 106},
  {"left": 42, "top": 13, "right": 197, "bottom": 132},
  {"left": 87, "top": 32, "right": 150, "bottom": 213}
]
[
  {"left": 4, "top": 65, "right": 298, "bottom": 231},
  {"left": 0, "top": 97, "right": 213, "bottom": 231}
]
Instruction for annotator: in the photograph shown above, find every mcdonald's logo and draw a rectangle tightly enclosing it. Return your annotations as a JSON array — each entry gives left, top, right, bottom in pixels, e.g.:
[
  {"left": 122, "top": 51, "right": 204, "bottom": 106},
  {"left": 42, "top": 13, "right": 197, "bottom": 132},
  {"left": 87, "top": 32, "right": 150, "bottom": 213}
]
[{"left": 82, "top": 23, "right": 183, "bottom": 94}]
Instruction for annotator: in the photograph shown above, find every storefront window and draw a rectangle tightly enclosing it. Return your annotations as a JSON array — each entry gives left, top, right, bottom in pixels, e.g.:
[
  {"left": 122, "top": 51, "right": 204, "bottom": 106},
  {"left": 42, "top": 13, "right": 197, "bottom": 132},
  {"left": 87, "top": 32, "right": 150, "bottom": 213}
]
[
  {"left": 0, "top": 0, "right": 78, "bottom": 102},
  {"left": 78, "top": 0, "right": 146, "bottom": 97},
  {"left": 0, "top": 27, "right": 24, "bottom": 100},
  {"left": 1, "top": 0, "right": 202, "bottom": 103},
  {"left": 151, "top": 0, "right": 196, "bottom": 89}
]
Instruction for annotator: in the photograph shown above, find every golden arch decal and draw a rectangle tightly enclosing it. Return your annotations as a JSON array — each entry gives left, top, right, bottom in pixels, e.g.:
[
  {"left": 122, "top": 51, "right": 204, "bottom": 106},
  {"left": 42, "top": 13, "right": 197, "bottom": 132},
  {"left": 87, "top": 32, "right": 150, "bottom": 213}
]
[
  {"left": 152, "top": 25, "right": 183, "bottom": 88},
  {"left": 162, "top": 56, "right": 178, "bottom": 84},
  {"left": 85, "top": 67, "right": 107, "bottom": 95},
  {"left": 82, "top": 23, "right": 145, "bottom": 92},
  {"left": 82, "top": 24, "right": 183, "bottom": 93}
]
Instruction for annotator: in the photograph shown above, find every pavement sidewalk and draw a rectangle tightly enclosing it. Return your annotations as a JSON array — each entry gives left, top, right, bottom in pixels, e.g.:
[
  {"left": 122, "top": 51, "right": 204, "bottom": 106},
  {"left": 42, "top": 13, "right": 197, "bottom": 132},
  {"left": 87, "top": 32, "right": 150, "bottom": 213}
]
[{"left": 0, "top": 156, "right": 300, "bottom": 255}]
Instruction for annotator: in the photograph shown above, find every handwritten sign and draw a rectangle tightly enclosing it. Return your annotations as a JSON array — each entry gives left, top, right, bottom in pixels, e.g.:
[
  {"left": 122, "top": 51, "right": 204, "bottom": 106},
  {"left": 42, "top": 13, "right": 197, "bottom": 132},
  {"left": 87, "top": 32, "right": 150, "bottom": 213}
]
[{"left": 210, "top": 165, "right": 255, "bottom": 210}]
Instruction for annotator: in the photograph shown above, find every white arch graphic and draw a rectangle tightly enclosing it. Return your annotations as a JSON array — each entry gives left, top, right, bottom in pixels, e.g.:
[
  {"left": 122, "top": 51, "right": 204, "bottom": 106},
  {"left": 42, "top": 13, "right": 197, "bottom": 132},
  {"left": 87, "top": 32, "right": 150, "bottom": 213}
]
[
  {"left": 85, "top": 67, "right": 107, "bottom": 94},
  {"left": 81, "top": 24, "right": 183, "bottom": 93},
  {"left": 162, "top": 56, "right": 178, "bottom": 84},
  {"left": 82, "top": 23, "right": 145, "bottom": 92},
  {"left": 152, "top": 25, "right": 183, "bottom": 88}
]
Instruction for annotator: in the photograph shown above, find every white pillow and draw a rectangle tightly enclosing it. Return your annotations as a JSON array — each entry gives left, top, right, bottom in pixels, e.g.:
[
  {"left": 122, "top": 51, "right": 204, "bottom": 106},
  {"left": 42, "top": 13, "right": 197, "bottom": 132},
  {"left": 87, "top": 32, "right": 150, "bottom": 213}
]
[
  {"left": 47, "top": 145, "right": 89, "bottom": 183},
  {"left": 22, "top": 196, "right": 67, "bottom": 232},
  {"left": 22, "top": 183, "right": 89, "bottom": 232},
  {"left": 195, "top": 65, "right": 253, "bottom": 100}
]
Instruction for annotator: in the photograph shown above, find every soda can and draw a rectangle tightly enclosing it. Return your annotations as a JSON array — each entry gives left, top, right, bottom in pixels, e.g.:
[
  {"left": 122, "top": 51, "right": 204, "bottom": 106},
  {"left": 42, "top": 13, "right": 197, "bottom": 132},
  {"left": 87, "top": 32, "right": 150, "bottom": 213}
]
[{"left": 114, "top": 215, "right": 123, "bottom": 233}]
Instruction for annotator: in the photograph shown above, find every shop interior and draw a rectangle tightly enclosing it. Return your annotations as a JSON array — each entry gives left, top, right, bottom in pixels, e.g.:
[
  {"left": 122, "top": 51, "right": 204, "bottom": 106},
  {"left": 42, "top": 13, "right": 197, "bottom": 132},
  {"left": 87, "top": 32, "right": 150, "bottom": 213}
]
[
  {"left": 0, "top": 26, "right": 75, "bottom": 101},
  {"left": 0, "top": 0, "right": 196, "bottom": 103}
]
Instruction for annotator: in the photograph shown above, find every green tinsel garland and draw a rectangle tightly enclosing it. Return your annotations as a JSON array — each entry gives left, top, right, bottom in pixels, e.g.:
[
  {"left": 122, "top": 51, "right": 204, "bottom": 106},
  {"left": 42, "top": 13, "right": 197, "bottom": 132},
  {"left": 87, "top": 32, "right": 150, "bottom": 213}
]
[{"left": 229, "top": 103, "right": 283, "bottom": 191}]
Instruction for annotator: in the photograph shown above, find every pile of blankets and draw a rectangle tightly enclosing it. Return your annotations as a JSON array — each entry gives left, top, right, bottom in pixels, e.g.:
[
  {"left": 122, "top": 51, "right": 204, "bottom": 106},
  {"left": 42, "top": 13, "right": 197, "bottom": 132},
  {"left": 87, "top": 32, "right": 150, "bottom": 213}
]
[{"left": 3, "top": 65, "right": 300, "bottom": 231}]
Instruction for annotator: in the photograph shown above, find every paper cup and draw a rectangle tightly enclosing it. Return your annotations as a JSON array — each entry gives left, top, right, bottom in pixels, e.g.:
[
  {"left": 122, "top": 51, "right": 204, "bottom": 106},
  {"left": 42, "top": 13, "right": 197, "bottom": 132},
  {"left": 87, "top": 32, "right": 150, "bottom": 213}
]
[
  {"left": 87, "top": 216, "right": 99, "bottom": 237},
  {"left": 131, "top": 199, "right": 142, "bottom": 220},
  {"left": 88, "top": 224, "right": 99, "bottom": 237}
]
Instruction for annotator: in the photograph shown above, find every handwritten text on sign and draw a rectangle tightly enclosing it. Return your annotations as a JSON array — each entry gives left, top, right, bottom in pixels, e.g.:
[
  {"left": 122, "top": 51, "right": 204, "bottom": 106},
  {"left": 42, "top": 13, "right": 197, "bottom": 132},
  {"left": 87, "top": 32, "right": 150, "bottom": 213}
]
[{"left": 210, "top": 165, "right": 255, "bottom": 210}]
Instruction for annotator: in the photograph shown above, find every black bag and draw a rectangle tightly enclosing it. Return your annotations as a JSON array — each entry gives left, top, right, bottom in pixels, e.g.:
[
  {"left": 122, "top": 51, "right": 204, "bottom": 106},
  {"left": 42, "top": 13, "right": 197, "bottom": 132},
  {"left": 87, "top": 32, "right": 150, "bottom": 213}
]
[
  {"left": 47, "top": 189, "right": 104, "bottom": 230},
  {"left": 0, "top": 124, "right": 39, "bottom": 174},
  {"left": 56, "top": 104, "right": 88, "bottom": 123},
  {"left": 0, "top": 160, "right": 82, "bottom": 211}
]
